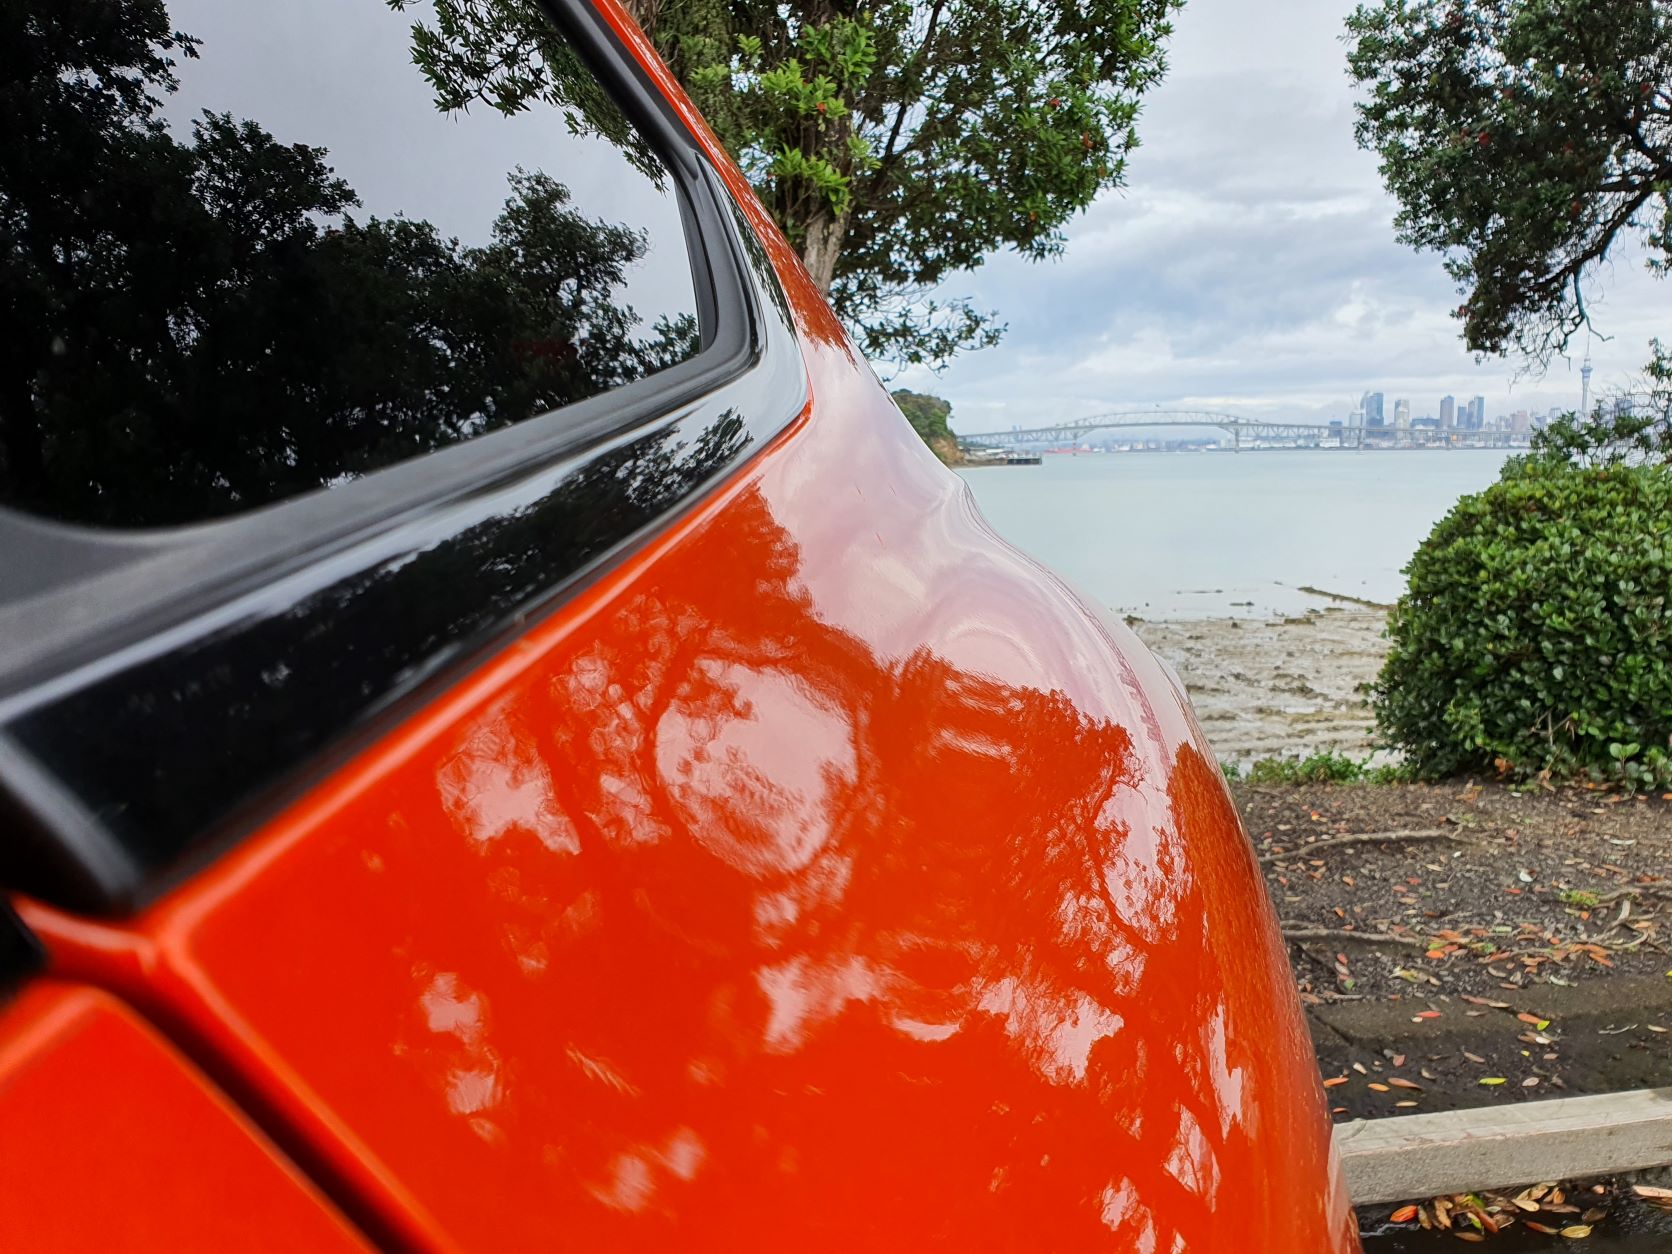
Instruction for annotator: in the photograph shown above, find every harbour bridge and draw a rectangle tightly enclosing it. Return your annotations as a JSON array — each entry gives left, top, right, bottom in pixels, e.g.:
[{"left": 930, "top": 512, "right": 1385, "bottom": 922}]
[{"left": 956, "top": 410, "right": 1518, "bottom": 452}]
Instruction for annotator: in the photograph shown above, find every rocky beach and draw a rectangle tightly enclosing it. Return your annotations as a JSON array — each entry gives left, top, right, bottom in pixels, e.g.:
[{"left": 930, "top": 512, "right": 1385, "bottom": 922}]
[{"left": 1134, "top": 601, "right": 1391, "bottom": 765}]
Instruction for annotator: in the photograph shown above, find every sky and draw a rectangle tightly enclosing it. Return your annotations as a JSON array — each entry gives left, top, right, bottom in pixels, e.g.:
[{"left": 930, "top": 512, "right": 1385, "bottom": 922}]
[{"left": 892, "top": 0, "right": 1667, "bottom": 437}]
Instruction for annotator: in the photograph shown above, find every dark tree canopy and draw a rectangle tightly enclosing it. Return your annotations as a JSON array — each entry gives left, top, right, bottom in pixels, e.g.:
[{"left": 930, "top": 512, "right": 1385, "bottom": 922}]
[
  {"left": 890, "top": 389, "right": 953, "bottom": 443},
  {"left": 1346, "top": 0, "right": 1672, "bottom": 361},
  {"left": 2, "top": 0, "right": 696, "bottom": 528},
  {"left": 889, "top": 388, "right": 963, "bottom": 464},
  {"left": 394, "top": 0, "right": 1183, "bottom": 370}
]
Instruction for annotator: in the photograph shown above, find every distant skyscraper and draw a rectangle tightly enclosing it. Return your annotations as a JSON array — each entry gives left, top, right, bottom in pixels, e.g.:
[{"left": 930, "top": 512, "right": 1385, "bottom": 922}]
[
  {"left": 1581, "top": 351, "right": 1594, "bottom": 418},
  {"left": 1463, "top": 395, "right": 1486, "bottom": 430},
  {"left": 1439, "top": 395, "right": 1456, "bottom": 429},
  {"left": 1363, "top": 391, "right": 1386, "bottom": 428},
  {"left": 1393, "top": 399, "right": 1411, "bottom": 428}
]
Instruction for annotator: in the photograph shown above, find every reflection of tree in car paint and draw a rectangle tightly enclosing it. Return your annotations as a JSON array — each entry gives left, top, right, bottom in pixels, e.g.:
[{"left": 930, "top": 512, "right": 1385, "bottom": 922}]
[
  {"left": 1, "top": 0, "right": 699, "bottom": 527},
  {"left": 655, "top": 660, "right": 859, "bottom": 877},
  {"left": 424, "top": 485, "right": 1335, "bottom": 1248}
]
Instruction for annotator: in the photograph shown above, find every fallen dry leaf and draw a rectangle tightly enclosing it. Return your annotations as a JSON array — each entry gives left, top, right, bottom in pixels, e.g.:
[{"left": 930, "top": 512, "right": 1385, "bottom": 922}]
[
  {"left": 1368, "top": 1082, "right": 1390, "bottom": 1092},
  {"left": 1388, "top": 1077, "right": 1422, "bottom": 1090},
  {"left": 1559, "top": 1224, "right": 1592, "bottom": 1238},
  {"left": 1390, "top": 1204, "right": 1418, "bottom": 1223},
  {"left": 1479, "top": 1077, "right": 1508, "bottom": 1086},
  {"left": 1323, "top": 1076, "right": 1348, "bottom": 1088}
]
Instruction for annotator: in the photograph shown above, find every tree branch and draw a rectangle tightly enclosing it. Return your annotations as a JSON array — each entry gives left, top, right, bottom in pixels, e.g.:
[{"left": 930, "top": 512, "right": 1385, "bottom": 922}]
[
  {"left": 875, "top": 0, "right": 947, "bottom": 176},
  {"left": 1257, "top": 827, "right": 1459, "bottom": 865},
  {"left": 1280, "top": 926, "right": 1429, "bottom": 947}
]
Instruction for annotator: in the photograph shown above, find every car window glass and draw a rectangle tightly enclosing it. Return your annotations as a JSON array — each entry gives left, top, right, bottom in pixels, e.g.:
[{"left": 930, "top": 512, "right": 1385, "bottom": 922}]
[{"left": 2, "top": 0, "right": 700, "bottom": 529}]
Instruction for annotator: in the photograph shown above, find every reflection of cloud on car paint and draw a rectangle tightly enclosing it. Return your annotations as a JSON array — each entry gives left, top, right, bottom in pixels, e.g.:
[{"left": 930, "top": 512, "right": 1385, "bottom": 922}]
[
  {"left": 437, "top": 716, "right": 578, "bottom": 854},
  {"left": 656, "top": 660, "right": 858, "bottom": 877},
  {"left": 406, "top": 969, "right": 505, "bottom": 1145}
]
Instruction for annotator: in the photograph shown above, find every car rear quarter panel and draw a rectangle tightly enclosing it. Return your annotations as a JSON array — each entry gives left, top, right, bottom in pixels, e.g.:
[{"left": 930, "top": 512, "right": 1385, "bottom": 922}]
[
  {"left": 0, "top": 982, "right": 371, "bottom": 1252},
  {"left": 13, "top": 2, "right": 1357, "bottom": 1249}
]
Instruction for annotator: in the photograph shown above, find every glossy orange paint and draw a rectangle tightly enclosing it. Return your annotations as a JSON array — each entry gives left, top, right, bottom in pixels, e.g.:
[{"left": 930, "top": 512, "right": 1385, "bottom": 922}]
[
  {"left": 15, "top": 2, "right": 1359, "bottom": 1249},
  {"left": 0, "top": 981, "right": 371, "bottom": 1251}
]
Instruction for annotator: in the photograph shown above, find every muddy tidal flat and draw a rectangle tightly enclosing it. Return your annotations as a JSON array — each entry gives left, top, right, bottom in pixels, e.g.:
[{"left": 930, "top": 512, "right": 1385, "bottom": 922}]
[{"left": 1134, "top": 606, "right": 1391, "bottom": 764}]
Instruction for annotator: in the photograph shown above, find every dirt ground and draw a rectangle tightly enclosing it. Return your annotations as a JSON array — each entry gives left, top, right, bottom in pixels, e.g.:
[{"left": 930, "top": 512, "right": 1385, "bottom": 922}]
[
  {"left": 1132, "top": 610, "right": 1672, "bottom": 1123},
  {"left": 1135, "top": 606, "right": 1388, "bottom": 764},
  {"left": 1237, "top": 779, "right": 1672, "bottom": 1122}
]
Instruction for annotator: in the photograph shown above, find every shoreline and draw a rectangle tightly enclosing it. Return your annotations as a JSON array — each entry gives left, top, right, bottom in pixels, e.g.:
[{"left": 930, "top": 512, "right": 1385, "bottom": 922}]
[{"left": 1132, "top": 606, "right": 1390, "bottom": 763}]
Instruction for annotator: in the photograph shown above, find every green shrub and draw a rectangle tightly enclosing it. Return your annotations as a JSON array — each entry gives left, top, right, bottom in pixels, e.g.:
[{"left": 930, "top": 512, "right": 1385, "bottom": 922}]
[
  {"left": 1373, "top": 462, "right": 1672, "bottom": 789},
  {"left": 1245, "top": 751, "right": 1370, "bottom": 784},
  {"left": 1237, "top": 752, "right": 1411, "bottom": 785}
]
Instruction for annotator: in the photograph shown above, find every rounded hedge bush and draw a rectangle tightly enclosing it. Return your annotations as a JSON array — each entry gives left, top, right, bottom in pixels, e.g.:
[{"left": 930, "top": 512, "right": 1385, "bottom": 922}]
[{"left": 1373, "top": 461, "right": 1672, "bottom": 789}]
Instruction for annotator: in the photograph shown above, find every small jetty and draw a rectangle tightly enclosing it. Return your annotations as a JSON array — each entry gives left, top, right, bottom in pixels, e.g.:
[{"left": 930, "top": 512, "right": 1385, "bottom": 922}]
[{"left": 960, "top": 450, "right": 1041, "bottom": 467}]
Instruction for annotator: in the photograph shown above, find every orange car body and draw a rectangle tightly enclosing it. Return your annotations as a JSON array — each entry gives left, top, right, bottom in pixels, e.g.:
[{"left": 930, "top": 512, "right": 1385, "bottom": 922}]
[{"left": 0, "top": 1, "right": 1355, "bottom": 1248}]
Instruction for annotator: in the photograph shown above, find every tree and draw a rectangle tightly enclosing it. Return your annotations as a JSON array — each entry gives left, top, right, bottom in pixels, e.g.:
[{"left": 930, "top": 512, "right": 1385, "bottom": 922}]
[
  {"left": 390, "top": 0, "right": 1183, "bottom": 370},
  {"left": 1346, "top": 0, "right": 1672, "bottom": 362},
  {"left": 890, "top": 388, "right": 960, "bottom": 463},
  {"left": 3, "top": 0, "right": 696, "bottom": 526},
  {"left": 1521, "top": 341, "right": 1672, "bottom": 467}
]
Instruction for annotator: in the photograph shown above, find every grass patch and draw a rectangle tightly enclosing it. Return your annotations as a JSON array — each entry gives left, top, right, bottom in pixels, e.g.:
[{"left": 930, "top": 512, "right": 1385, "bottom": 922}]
[{"left": 1222, "top": 751, "right": 1412, "bottom": 786}]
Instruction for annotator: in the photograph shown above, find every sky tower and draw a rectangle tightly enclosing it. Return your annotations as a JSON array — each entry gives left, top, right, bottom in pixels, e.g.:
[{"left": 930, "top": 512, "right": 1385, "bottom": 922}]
[{"left": 1581, "top": 350, "right": 1593, "bottom": 419}]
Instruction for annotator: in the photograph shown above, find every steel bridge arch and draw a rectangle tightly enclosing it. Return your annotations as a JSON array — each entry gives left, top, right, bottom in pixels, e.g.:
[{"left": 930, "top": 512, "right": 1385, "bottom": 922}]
[{"left": 956, "top": 410, "right": 1362, "bottom": 449}]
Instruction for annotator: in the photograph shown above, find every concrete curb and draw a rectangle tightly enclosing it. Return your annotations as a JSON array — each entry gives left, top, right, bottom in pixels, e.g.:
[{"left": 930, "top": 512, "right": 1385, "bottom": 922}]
[{"left": 1335, "top": 1087, "right": 1672, "bottom": 1205}]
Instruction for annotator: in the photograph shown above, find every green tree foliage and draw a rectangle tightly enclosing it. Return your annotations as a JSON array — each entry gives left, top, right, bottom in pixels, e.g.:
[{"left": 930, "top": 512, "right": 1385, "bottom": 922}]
[
  {"left": 1523, "top": 341, "right": 1672, "bottom": 468},
  {"left": 391, "top": 0, "right": 1183, "bottom": 370},
  {"left": 1346, "top": 0, "right": 1672, "bottom": 362},
  {"left": 1373, "top": 461, "right": 1672, "bottom": 790},
  {"left": 890, "top": 388, "right": 952, "bottom": 439},
  {"left": 2, "top": 0, "right": 694, "bottom": 526}
]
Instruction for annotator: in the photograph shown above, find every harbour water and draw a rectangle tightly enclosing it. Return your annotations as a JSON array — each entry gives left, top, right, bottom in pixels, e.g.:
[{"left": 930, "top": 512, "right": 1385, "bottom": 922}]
[{"left": 957, "top": 448, "right": 1516, "bottom": 619}]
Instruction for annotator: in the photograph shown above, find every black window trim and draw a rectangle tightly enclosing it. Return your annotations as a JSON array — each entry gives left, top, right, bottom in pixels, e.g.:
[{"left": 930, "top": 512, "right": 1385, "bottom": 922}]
[{"left": 0, "top": 0, "right": 810, "bottom": 916}]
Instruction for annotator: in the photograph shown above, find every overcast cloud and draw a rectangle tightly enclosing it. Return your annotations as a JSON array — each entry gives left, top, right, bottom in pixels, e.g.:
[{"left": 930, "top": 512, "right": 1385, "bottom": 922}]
[{"left": 893, "top": 0, "right": 1666, "bottom": 437}]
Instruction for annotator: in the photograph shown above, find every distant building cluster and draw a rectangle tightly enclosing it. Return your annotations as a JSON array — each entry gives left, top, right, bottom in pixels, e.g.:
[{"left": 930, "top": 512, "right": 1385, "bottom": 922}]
[{"left": 1354, "top": 391, "right": 1566, "bottom": 436}]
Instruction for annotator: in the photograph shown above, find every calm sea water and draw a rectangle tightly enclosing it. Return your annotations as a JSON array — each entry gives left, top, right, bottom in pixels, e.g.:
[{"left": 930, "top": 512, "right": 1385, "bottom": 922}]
[{"left": 957, "top": 448, "right": 1515, "bottom": 619}]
